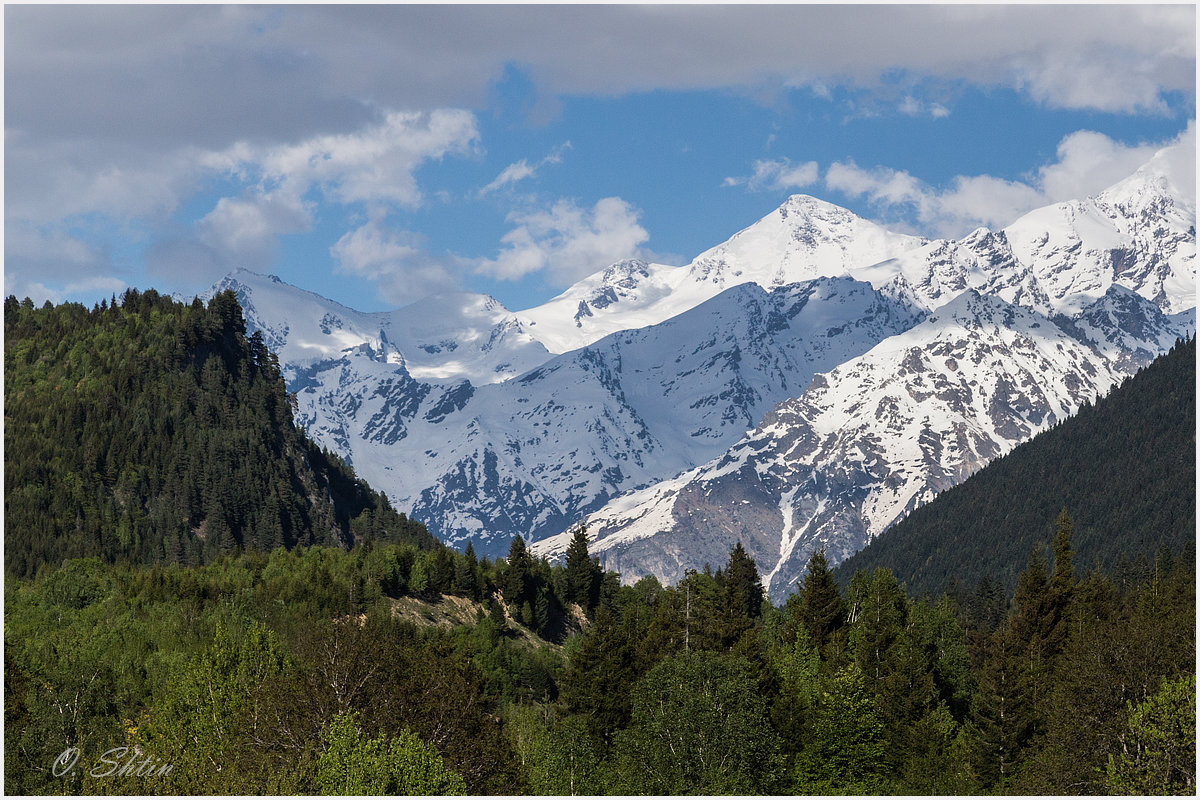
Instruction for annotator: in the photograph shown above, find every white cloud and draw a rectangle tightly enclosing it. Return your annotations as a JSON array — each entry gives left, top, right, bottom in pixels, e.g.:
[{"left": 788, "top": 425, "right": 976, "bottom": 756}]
[
  {"left": 259, "top": 109, "right": 480, "bottom": 209},
  {"left": 5, "top": 5, "right": 1191, "bottom": 305},
  {"left": 824, "top": 126, "right": 1193, "bottom": 238},
  {"left": 330, "top": 214, "right": 462, "bottom": 304},
  {"left": 482, "top": 161, "right": 537, "bottom": 195},
  {"left": 138, "top": 110, "right": 479, "bottom": 286},
  {"left": 475, "top": 197, "right": 650, "bottom": 283},
  {"left": 480, "top": 142, "right": 572, "bottom": 196},
  {"left": 195, "top": 191, "right": 313, "bottom": 270},
  {"left": 1034, "top": 130, "right": 1163, "bottom": 202},
  {"left": 724, "top": 159, "right": 820, "bottom": 192},
  {"left": 898, "top": 96, "right": 951, "bottom": 119},
  {"left": 4, "top": 273, "right": 127, "bottom": 306},
  {"left": 826, "top": 161, "right": 927, "bottom": 209}
]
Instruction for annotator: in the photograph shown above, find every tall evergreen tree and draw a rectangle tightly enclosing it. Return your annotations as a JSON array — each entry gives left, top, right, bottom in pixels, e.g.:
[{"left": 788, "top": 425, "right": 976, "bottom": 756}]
[
  {"left": 503, "top": 535, "right": 534, "bottom": 609},
  {"left": 718, "top": 542, "right": 765, "bottom": 647},
  {"left": 564, "top": 525, "right": 599, "bottom": 614},
  {"left": 797, "top": 548, "right": 849, "bottom": 656}
]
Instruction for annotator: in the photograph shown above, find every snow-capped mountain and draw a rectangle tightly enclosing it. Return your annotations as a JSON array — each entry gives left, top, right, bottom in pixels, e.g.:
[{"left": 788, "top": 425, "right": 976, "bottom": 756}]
[
  {"left": 533, "top": 287, "right": 1192, "bottom": 602},
  {"left": 526, "top": 140, "right": 1194, "bottom": 597},
  {"left": 517, "top": 195, "right": 927, "bottom": 353},
  {"left": 209, "top": 137, "right": 1194, "bottom": 590},
  {"left": 215, "top": 270, "right": 919, "bottom": 553},
  {"left": 405, "top": 277, "right": 919, "bottom": 550}
]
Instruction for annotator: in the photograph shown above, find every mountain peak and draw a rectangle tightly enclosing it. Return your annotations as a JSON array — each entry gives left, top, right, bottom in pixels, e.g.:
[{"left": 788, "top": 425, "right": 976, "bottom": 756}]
[{"left": 778, "top": 192, "right": 863, "bottom": 219}]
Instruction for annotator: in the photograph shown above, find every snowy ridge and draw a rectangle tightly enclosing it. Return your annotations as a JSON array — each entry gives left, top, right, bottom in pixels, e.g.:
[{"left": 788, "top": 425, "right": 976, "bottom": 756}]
[
  {"left": 262, "top": 275, "right": 920, "bottom": 553},
  {"left": 517, "top": 195, "right": 927, "bottom": 353},
  {"left": 206, "top": 270, "right": 551, "bottom": 385},
  {"left": 537, "top": 288, "right": 1193, "bottom": 602}
]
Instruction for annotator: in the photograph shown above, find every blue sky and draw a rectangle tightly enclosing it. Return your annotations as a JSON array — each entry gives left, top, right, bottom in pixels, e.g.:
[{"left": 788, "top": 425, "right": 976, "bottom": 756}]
[{"left": 5, "top": 5, "right": 1195, "bottom": 313}]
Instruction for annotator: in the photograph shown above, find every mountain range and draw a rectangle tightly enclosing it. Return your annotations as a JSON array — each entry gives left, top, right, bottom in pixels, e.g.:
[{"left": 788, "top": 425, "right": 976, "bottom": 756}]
[{"left": 205, "top": 138, "right": 1195, "bottom": 601}]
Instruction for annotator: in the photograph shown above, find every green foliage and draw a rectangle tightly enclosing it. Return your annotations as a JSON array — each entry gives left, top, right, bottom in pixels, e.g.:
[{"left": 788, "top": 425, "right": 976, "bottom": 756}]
[
  {"left": 1105, "top": 674, "right": 1196, "bottom": 795},
  {"left": 612, "top": 651, "right": 782, "bottom": 794},
  {"left": 797, "top": 548, "right": 849, "bottom": 656},
  {"left": 3, "top": 347, "right": 1194, "bottom": 800},
  {"left": 563, "top": 524, "right": 601, "bottom": 614},
  {"left": 793, "top": 662, "right": 888, "bottom": 793},
  {"left": 134, "top": 619, "right": 294, "bottom": 794},
  {"left": 316, "top": 711, "right": 466, "bottom": 795},
  {"left": 718, "top": 541, "right": 766, "bottom": 646},
  {"left": 505, "top": 705, "right": 606, "bottom": 795}
]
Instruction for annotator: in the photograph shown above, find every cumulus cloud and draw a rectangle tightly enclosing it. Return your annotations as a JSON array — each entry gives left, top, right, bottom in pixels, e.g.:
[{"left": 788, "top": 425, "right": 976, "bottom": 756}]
[
  {"left": 330, "top": 214, "right": 463, "bottom": 305},
  {"left": 1034, "top": 130, "right": 1164, "bottom": 201},
  {"left": 139, "top": 110, "right": 480, "bottom": 288},
  {"left": 475, "top": 197, "right": 650, "bottom": 284},
  {"left": 824, "top": 126, "right": 1193, "bottom": 238},
  {"left": 724, "top": 159, "right": 820, "bottom": 192},
  {"left": 258, "top": 110, "right": 480, "bottom": 209}
]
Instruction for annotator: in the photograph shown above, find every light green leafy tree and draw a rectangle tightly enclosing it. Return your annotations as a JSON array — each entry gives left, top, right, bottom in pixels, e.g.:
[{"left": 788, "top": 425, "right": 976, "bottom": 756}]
[
  {"left": 613, "top": 650, "right": 782, "bottom": 794},
  {"left": 134, "top": 618, "right": 296, "bottom": 794},
  {"left": 505, "top": 705, "right": 605, "bottom": 795},
  {"left": 315, "top": 711, "right": 466, "bottom": 795},
  {"left": 1105, "top": 673, "right": 1196, "bottom": 795},
  {"left": 794, "top": 661, "right": 889, "bottom": 794}
]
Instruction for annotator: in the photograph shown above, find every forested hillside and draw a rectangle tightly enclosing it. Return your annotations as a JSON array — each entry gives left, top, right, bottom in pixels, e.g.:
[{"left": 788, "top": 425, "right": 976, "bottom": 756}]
[
  {"left": 837, "top": 335, "right": 1196, "bottom": 598},
  {"left": 5, "top": 520, "right": 1193, "bottom": 794},
  {"left": 4, "top": 290, "right": 435, "bottom": 578}
]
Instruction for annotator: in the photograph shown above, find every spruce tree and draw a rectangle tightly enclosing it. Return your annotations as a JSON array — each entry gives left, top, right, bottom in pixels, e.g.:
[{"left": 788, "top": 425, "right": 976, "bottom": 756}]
[
  {"left": 564, "top": 525, "right": 599, "bottom": 613},
  {"left": 797, "top": 548, "right": 848, "bottom": 655},
  {"left": 504, "top": 536, "right": 533, "bottom": 608},
  {"left": 718, "top": 542, "right": 765, "bottom": 647}
]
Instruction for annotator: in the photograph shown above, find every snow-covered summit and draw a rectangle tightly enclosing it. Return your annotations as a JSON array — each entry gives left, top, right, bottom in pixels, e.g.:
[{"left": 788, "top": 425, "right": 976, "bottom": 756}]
[
  {"left": 205, "top": 268, "right": 550, "bottom": 385},
  {"left": 518, "top": 196, "right": 927, "bottom": 353}
]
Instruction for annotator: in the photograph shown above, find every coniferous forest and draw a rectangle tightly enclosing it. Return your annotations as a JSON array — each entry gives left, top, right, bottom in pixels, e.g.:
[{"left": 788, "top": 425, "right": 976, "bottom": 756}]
[
  {"left": 4, "top": 292, "right": 1195, "bottom": 795},
  {"left": 4, "top": 291, "right": 435, "bottom": 578}
]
